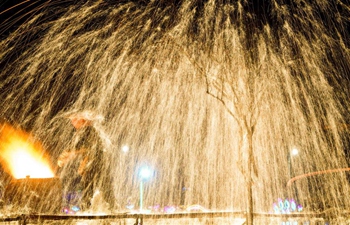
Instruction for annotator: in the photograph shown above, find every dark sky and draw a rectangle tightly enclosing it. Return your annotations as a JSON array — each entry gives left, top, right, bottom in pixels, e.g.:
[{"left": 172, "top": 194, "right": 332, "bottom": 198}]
[
  {"left": 0, "top": 0, "right": 44, "bottom": 37},
  {"left": 0, "top": 0, "right": 75, "bottom": 39}
]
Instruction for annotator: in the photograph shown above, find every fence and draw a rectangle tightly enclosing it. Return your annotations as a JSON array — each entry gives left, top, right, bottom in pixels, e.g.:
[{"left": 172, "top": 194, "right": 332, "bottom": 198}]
[{"left": 0, "top": 211, "right": 348, "bottom": 225}]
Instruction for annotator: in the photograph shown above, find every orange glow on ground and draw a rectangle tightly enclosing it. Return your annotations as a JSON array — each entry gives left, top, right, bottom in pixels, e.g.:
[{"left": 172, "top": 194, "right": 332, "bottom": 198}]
[{"left": 0, "top": 123, "right": 54, "bottom": 179}]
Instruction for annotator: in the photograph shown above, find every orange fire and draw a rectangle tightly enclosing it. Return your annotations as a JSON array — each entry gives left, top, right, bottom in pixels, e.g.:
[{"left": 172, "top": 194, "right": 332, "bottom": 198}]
[{"left": 0, "top": 123, "right": 54, "bottom": 179}]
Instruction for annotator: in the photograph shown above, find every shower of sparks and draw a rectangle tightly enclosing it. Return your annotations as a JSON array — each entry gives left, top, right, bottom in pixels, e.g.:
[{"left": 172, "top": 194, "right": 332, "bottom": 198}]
[{"left": 0, "top": 0, "right": 349, "bottom": 219}]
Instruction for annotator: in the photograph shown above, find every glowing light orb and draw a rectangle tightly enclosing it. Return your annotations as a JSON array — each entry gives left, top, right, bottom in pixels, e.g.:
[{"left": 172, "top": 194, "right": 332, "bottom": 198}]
[{"left": 139, "top": 166, "right": 152, "bottom": 180}]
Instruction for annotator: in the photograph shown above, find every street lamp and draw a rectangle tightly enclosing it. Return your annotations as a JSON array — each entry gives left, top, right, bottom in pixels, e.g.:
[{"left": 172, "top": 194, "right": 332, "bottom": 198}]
[
  {"left": 287, "top": 148, "right": 299, "bottom": 179},
  {"left": 122, "top": 145, "right": 129, "bottom": 153},
  {"left": 287, "top": 148, "right": 300, "bottom": 203},
  {"left": 139, "top": 166, "right": 152, "bottom": 212},
  {"left": 291, "top": 148, "right": 299, "bottom": 156}
]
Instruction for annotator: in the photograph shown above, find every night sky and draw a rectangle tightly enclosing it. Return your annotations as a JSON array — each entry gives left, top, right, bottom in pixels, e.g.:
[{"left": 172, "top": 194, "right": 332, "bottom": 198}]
[
  {"left": 1, "top": 0, "right": 349, "bottom": 59},
  {"left": 0, "top": 0, "right": 46, "bottom": 38}
]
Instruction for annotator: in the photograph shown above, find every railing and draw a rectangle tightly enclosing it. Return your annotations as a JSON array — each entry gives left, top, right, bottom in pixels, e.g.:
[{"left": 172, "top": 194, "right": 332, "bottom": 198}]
[{"left": 0, "top": 211, "right": 348, "bottom": 225}]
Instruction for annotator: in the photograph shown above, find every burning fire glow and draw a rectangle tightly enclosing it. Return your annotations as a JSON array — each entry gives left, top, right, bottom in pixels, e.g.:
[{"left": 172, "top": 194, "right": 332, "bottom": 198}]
[{"left": 0, "top": 123, "right": 54, "bottom": 179}]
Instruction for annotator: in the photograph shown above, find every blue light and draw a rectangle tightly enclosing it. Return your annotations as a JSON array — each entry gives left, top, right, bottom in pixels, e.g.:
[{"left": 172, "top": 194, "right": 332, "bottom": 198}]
[
  {"left": 139, "top": 166, "right": 152, "bottom": 180},
  {"left": 71, "top": 205, "right": 80, "bottom": 212}
]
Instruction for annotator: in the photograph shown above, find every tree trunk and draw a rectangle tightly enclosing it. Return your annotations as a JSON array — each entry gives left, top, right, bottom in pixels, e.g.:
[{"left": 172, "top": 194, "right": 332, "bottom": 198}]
[{"left": 246, "top": 129, "right": 254, "bottom": 225}]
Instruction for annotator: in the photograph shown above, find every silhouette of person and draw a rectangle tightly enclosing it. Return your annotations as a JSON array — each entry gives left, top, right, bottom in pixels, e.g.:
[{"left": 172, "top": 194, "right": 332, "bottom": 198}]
[{"left": 57, "top": 111, "right": 115, "bottom": 212}]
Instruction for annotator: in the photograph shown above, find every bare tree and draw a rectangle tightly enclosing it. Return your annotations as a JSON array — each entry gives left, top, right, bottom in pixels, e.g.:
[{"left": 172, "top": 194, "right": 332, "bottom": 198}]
[{"left": 172, "top": 32, "right": 266, "bottom": 224}]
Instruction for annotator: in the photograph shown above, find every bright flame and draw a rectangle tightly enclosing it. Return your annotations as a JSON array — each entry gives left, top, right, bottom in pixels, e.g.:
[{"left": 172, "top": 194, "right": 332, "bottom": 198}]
[{"left": 0, "top": 123, "right": 54, "bottom": 179}]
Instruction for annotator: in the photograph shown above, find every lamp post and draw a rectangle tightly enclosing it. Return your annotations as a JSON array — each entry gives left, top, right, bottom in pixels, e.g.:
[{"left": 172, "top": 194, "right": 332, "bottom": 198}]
[
  {"left": 122, "top": 145, "right": 129, "bottom": 153},
  {"left": 287, "top": 148, "right": 299, "bottom": 179},
  {"left": 139, "top": 166, "right": 152, "bottom": 212},
  {"left": 287, "top": 148, "right": 300, "bottom": 203}
]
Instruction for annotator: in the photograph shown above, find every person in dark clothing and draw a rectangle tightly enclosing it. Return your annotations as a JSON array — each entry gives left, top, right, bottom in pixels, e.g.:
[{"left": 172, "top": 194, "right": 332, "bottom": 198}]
[{"left": 57, "top": 111, "right": 115, "bottom": 212}]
